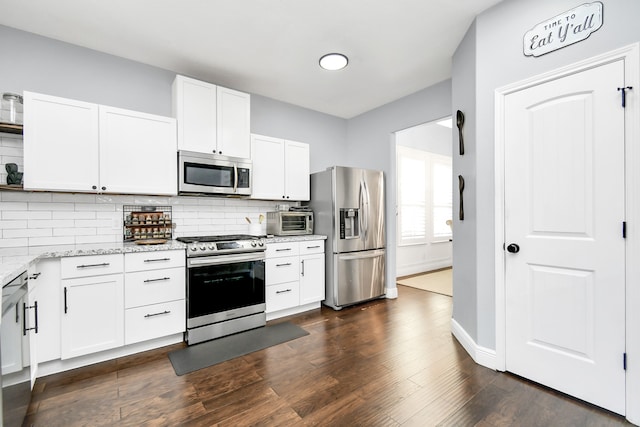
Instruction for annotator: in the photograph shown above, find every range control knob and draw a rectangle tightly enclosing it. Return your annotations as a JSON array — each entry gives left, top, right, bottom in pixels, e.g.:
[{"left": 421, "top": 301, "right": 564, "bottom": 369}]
[
  {"left": 208, "top": 244, "right": 215, "bottom": 250},
  {"left": 200, "top": 244, "right": 207, "bottom": 251},
  {"left": 251, "top": 241, "right": 257, "bottom": 247},
  {"left": 258, "top": 240, "right": 264, "bottom": 247},
  {"left": 190, "top": 246, "right": 198, "bottom": 251}
]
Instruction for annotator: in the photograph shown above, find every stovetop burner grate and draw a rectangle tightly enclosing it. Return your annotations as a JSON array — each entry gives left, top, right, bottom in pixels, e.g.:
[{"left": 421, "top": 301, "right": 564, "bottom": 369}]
[{"left": 176, "top": 234, "right": 265, "bottom": 243}]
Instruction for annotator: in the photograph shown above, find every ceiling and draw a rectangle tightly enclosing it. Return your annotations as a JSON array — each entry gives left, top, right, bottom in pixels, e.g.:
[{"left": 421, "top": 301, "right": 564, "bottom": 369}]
[{"left": 0, "top": 0, "right": 504, "bottom": 119}]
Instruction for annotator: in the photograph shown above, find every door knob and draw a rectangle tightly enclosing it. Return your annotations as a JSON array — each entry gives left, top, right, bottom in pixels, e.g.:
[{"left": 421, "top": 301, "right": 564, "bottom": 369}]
[{"left": 506, "top": 243, "right": 520, "bottom": 253}]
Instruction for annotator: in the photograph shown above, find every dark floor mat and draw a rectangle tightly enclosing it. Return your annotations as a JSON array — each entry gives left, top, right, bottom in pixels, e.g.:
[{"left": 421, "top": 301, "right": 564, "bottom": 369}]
[{"left": 168, "top": 322, "right": 309, "bottom": 375}]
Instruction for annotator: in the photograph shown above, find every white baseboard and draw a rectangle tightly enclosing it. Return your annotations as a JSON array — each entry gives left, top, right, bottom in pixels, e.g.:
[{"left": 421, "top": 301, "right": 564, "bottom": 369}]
[
  {"left": 450, "top": 318, "right": 497, "bottom": 370},
  {"left": 385, "top": 287, "right": 398, "bottom": 299},
  {"left": 396, "top": 260, "right": 452, "bottom": 277}
]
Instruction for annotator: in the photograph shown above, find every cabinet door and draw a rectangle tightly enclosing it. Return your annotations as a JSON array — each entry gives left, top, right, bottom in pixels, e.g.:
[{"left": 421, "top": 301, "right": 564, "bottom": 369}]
[
  {"left": 1, "top": 299, "right": 24, "bottom": 375},
  {"left": 61, "top": 274, "right": 124, "bottom": 359},
  {"left": 172, "top": 75, "right": 217, "bottom": 154},
  {"left": 99, "top": 106, "right": 177, "bottom": 195},
  {"left": 284, "top": 140, "right": 310, "bottom": 201},
  {"left": 217, "top": 87, "right": 251, "bottom": 159},
  {"left": 33, "top": 258, "right": 62, "bottom": 364},
  {"left": 23, "top": 91, "right": 100, "bottom": 192},
  {"left": 251, "top": 134, "right": 285, "bottom": 200},
  {"left": 299, "top": 253, "right": 325, "bottom": 305}
]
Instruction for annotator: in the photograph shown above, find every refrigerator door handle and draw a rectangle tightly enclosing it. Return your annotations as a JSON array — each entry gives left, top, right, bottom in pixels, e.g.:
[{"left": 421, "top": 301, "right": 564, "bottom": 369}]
[
  {"left": 338, "top": 249, "right": 385, "bottom": 261},
  {"left": 360, "top": 179, "right": 369, "bottom": 240}
]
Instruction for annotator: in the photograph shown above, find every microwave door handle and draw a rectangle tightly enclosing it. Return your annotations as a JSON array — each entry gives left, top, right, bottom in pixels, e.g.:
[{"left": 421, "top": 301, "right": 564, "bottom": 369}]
[{"left": 233, "top": 164, "right": 238, "bottom": 193}]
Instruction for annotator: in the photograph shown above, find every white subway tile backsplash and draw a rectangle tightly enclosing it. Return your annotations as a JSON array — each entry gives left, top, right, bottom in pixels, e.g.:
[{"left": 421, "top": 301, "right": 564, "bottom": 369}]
[
  {"left": 28, "top": 202, "right": 74, "bottom": 211},
  {"left": 0, "top": 220, "right": 27, "bottom": 229},
  {"left": 28, "top": 219, "right": 75, "bottom": 229},
  {"left": 28, "top": 236, "right": 75, "bottom": 246},
  {"left": 4, "top": 228, "right": 52, "bottom": 238},
  {"left": 0, "top": 237, "right": 28, "bottom": 248},
  {"left": 52, "top": 211, "right": 96, "bottom": 220},
  {"left": 3, "top": 192, "right": 52, "bottom": 203},
  {"left": 0, "top": 202, "right": 28, "bottom": 211},
  {"left": 0, "top": 190, "right": 287, "bottom": 248},
  {"left": 53, "top": 227, "right": 97, "bottom": 237},
  {"left": 3, "top": 211, "right": 52, "bottom": 220}
]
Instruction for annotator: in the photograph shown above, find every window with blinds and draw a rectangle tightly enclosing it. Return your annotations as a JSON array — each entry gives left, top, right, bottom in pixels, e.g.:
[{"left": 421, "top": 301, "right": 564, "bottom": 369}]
[{"left": 397, "top": 145, "right": 452, "bottom": 245}]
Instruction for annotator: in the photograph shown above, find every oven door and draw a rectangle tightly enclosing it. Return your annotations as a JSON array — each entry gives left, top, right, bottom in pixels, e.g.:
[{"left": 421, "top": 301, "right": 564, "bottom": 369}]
[
  {"left": 186, "top": 252, "right": 265, "bottom": 329},
  {"left": 178, "top": 151, "right": 251, "bottom": 196}
]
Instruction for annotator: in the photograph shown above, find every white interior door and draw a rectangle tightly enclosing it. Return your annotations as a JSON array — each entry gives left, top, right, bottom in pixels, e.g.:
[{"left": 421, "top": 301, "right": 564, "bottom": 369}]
[{"left": 504, "top": 59, "right": 626, "bottom": 414}]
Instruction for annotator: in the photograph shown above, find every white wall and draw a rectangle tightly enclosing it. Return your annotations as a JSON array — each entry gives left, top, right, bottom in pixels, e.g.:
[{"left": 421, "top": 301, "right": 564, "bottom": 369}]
[{"left": 396, "top": 121, "right": 453, "bottom": 277}]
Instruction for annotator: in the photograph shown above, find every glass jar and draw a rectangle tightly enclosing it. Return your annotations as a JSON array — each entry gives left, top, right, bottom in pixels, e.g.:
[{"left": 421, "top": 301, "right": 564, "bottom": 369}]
[{"left": 1, "top": 93, "right": 23, "bottom": 124}]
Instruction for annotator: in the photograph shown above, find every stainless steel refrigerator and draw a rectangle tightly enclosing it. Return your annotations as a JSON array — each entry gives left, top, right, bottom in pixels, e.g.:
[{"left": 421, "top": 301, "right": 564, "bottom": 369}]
[{"left": 308, "top": 166, "right": 386, "bottom": 310}]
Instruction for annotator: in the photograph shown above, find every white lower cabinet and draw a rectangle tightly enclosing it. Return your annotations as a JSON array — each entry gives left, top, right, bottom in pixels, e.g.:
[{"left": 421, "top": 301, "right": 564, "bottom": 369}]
[
  {"left": 265, "top": 240, "right": 325, "bottom": 318},
  {"left": 124, "top": 250, "right": 185, "bottom": 345},
  {"left": 60, "top": 254, "right": 125, "bottom": 360}
]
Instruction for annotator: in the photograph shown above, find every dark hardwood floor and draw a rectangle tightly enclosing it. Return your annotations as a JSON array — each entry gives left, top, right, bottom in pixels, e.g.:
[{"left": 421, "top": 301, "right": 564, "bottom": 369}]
[{"left": 24, "top": 285, "right": 631, "bottom": 426}]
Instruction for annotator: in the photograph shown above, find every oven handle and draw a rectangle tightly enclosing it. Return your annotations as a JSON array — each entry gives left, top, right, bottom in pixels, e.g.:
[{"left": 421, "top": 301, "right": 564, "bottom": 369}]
[{"left": 188, "top": 252, "right": 265, "bottom": 267}]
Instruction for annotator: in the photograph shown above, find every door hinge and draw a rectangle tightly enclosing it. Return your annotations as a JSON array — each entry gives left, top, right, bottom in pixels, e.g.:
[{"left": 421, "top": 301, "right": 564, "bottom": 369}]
[
  {"left": 624, "top": 353, "right": 627, "bottom": 370},
  {"left": 618, "top": 86, "right": 633, "bottom": 108},
  {"left": 623, "top": 221, "right": 627, "bottom": 239}
]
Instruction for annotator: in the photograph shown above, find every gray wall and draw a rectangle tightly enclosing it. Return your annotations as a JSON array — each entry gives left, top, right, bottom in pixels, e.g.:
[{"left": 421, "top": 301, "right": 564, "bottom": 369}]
[
  {"left": 454, "top": 0, "right": 640, "bottom": 349},
  {"left": 0, "top": 25, "right": 348, "bottom": 171},
  {"left": 346, "top": 80, "right": 452, "bottom": 295},
  {"left": 451, "top": 19, "right": 478, "bottom": 345}
]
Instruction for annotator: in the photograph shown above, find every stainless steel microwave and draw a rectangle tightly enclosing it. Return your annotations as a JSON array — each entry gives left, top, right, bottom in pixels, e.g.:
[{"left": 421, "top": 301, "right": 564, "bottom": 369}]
[
  {"left": 266, "top": 211, "right": 314, "bottom": 236},
  {"left": 178, "top": 150, "right": 251, "bottom": 196}
]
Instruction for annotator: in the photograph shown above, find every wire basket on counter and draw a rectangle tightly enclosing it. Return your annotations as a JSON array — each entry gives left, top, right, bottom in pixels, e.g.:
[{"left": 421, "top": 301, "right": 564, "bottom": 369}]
[{"left": 123, "top": 205, "right": 173, "bottom": 242}]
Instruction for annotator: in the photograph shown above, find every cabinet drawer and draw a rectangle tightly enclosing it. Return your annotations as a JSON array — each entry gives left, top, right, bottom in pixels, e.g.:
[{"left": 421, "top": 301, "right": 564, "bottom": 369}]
[
  {"left": 298, "top": 240, "right": 324, "bottom": 255},
  {"left": 266, "top": 256, "right": 299, "bottom": 285},
  {"left": 61, "top": 254, "right": 123, "bottom": 279},
  {"left": 266, "top": 282, "right": 299, "bottom": 313},
  {"left": 125, "top": 250, "right": 185, "bottom": 272},
  {"left": 125, "top": 300, "right": 185, "bottom": 345},
  {"left": 125, "top": 267, "right": 185, "bottom": 309},
  {"left": 265, "top": 242, "right": 299, "bottom": 258}
]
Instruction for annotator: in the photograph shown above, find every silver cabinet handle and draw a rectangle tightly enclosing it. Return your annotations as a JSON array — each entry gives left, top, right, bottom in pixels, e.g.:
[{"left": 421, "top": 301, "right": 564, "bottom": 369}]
[
  {"left": 276, "top": 289, "right": 292, "bottom": 294},
  {"left": 276, "top": 248, "right": 292, "bottom": 252},
  {"left": 301, "top": 260, "right": 305, "bottom": 276},
  {"left": 77, "top": 262, "right": 110, "bottom": 269},
  {"left": 144, "top": 310, "right": 171, "bottom": 318},
  {"left": 144, "top": 258, "right": 171, "bottom": 263},
  {"left": 143, "top": 277, "right": 170, "bottom": 283},
  {"left": 306, "top": 245, "right": 321, "bottom": 249},
  {"left": 276, "top": 263, "right": 292, "bottom": 267}
]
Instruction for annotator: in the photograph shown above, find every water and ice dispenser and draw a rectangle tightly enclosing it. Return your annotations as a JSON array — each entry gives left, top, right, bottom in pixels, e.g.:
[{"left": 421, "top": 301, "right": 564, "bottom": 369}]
[{"left": 339, "top": 208, "right": 360, "bottom": 239}]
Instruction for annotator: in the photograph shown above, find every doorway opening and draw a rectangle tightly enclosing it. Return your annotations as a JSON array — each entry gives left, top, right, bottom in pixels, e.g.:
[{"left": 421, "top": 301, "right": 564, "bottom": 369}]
[{"left": 394, "top": 117, "right": 453, "bottom": 296}]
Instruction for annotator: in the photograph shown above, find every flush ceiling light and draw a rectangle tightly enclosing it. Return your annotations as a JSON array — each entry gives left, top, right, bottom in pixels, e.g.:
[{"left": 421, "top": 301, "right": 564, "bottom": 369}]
[{"left": 319, "top": 53, "right": 348, "bottom": 71}]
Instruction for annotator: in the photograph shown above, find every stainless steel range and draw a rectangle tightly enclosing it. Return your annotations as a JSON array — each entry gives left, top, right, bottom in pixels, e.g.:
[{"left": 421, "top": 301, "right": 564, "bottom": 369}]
[{"left": 176, "top": 234, "right": 266, "bottom": 345}]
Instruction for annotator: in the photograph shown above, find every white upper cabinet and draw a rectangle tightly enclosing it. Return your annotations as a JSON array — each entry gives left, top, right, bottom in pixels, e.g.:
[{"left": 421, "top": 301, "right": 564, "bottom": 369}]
[
  {"left": 217, "top": 86, "right": 251, "bottom": 159},
  {"left": 172, "top": 75, "right": 251, "bottom": 158},
  {"left": 251, "top": 134, "right": 310, "bottom": 201},
  {"left": 24, "top": 92, "right": 100, "bottom": 192},
  {"left": 172, "top": 75, "right": 217, "bottom": 154},
  {"left": 23, "top": 91, "right": 177, "bottom": 195},
  {"left": 99, "top": 106, "right": 177, "bottom": 195}
]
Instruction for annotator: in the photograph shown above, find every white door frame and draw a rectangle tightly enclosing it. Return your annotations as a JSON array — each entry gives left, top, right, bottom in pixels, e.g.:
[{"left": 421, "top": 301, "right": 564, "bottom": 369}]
[{"left": 494, "top": 43, "right": 640, "bottom": 423}]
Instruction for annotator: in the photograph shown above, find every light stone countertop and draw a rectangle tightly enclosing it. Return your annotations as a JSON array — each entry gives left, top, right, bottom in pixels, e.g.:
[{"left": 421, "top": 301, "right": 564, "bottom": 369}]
[{"left": 0, "top": 235, "right": 327, "bottom": 287}]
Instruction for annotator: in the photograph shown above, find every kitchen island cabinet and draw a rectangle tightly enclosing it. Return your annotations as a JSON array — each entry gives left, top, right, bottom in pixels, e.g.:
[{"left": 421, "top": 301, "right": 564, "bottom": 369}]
[
  {"left": 251, "top": 134, "right": 310, "bottom": 201},
  {"left": 172, "top": 75, "right": 251, "bottom": 158},
  {"left": 23, "top": 91, "right": 177, "bottom": 195}
]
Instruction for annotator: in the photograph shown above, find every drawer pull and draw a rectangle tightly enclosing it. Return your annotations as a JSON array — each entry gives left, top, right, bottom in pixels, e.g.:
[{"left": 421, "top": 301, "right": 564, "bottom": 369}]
[
  {"left": 276, "top": 263, "right": 292, "bottom": 267},
  {"left": 144, "top": 310, "right": 171, "bottom": 318},
  {"left": 306, "top": 245, "right": 321, "bottom": 249},
  {"left": 143, "top": 277, "right": 171, "bottom": 283},
  {"left": 276, "top": 289, "right": 292, "bottom": 294},
  {"left": 144, "top": 258, "right": 171, "bottom": 263},
  {"left": 77, "top": 262, "right": 110, "bottom": 269},
  {"left": 275, "top": 248, "right": 292, "bottom": 252}
]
